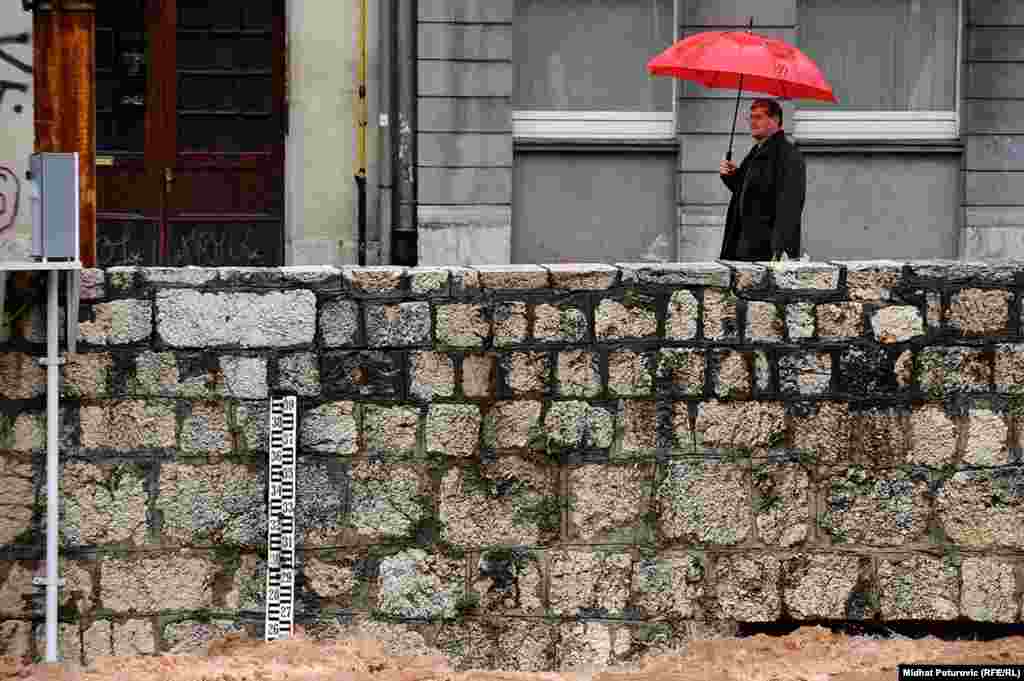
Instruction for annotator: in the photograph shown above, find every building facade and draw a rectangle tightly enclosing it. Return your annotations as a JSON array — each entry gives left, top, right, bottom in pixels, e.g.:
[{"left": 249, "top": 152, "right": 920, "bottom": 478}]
[{"left": 1, "top": 1, "right": 1022, "bottom": 267}]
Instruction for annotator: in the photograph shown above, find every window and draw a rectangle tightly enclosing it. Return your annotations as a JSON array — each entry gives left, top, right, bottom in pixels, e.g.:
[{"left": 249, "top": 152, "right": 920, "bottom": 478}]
[
  {"left": 794, "top": 0, "right": 962, "bottom": 140},
  {"left": 513, "top": 0, "right": 676, "bottom": 140}
]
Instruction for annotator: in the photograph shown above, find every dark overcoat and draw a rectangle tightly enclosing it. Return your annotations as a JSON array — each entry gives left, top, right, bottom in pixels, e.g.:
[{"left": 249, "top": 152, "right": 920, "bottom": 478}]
[{"left": 719, "top": 129, "right": 806, "bottom": 261}]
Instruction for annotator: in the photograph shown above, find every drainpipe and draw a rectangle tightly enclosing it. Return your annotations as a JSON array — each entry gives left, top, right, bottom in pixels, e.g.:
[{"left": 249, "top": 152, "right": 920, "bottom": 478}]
[
  {"left": 390, "top": 0, "right": 417, "bottom": 265},
  {"left": 356, "top": 0, "right": 368, "bottom": 265}
]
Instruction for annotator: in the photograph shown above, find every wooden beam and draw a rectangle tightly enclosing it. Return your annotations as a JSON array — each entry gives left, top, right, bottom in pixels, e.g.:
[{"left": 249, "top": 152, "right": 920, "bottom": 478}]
[{"left": 32, "top": 0, "right": 97, "bottom": 267}]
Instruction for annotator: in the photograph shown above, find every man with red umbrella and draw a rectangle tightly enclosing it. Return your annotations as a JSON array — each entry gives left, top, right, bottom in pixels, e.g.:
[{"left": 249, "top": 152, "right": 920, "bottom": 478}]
[
  {"left": 647, "top": 21, "right": 835, "bottom": 262},
  {"left": 718, "top": 97, "right": 806, "bottom": 261}
]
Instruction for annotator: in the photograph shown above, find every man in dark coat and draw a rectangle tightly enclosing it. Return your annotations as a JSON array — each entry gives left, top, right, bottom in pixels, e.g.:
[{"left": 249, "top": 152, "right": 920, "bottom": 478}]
[{"left": 719, "top": 98, "right": 806, "bottom": 261}]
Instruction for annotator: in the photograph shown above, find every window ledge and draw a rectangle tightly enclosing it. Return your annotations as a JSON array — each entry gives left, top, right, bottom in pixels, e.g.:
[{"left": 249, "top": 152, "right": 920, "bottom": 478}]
[
  {"left": 795, "top": 138, "right": 964, "bottom": 154},
  {"left": 514, "top": 137, "right": 677, "bottom": 152}
]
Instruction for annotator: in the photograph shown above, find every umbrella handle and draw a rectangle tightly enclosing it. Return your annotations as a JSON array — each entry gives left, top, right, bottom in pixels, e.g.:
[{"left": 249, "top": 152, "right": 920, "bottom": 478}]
[{"left": 727, "top": 75, "right": 744, "bottom": 162}]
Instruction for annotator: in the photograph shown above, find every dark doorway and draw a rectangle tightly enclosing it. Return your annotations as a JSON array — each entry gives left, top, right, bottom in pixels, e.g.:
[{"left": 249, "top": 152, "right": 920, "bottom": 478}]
[{"left": 95, "top": 0, "right": 286, "bottom": 267}]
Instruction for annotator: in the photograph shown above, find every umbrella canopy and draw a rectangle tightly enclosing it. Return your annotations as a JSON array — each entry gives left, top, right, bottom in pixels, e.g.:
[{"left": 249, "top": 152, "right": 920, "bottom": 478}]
[{"left": 647, "top": 27, "right": 836, "bottom": 159}]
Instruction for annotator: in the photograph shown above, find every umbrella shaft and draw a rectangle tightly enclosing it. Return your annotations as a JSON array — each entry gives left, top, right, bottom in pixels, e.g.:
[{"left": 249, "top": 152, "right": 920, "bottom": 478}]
[{"left": 727, "top": 73, "right": 744, "bottom": 162}]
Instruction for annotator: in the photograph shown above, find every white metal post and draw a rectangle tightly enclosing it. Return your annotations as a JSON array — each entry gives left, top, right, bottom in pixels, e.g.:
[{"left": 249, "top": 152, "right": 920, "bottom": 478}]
[{"left": 45, "top": 268, "right": 59, "bottom": 662}]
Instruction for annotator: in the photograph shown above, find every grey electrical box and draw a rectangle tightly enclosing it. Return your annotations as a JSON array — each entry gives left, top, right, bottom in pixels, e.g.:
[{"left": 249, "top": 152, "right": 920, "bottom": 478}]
[{"left": 29, "top": 152, "right": 79, "bottom": 260}]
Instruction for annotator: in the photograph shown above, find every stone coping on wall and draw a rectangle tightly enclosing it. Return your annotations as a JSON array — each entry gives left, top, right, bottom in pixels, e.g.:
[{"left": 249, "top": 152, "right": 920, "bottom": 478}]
[{"left": 0, "top": 260, "right": 1022, "bottom": 668}]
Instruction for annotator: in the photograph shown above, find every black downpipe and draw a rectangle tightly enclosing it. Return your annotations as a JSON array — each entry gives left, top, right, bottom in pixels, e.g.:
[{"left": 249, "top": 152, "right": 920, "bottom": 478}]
[
  {"left": 356, "top": 174, "right": 367, "bottom": 265},
  {"left": 389, "top": 0, "right": 402, "bottom": 265}
]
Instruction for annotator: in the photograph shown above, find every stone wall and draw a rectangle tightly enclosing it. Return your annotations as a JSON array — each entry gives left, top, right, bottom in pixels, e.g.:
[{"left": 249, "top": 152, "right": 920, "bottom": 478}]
[{"left": 0, "top": 260, "right": 1022, "bottom": 668}]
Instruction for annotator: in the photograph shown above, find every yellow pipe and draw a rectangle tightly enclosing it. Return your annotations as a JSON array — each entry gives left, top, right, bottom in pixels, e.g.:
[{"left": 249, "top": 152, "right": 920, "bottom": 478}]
[{"left": 356, "top": 0, "right": 368, "bottom": 177}]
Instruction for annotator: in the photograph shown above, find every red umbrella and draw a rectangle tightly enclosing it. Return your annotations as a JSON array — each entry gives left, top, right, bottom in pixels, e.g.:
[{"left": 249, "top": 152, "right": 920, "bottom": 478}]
[{"left": 647, "top": 22, "right": 837, "bottom": 160}]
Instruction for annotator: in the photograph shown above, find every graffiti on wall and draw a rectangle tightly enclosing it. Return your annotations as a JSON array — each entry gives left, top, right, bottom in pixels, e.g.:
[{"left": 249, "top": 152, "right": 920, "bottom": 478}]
[
  {"left": 0, "top": 32, "right": 31, "bottom": 116},
  {"left": 1, "top": 30, "right": 31, "bottom": 236}
]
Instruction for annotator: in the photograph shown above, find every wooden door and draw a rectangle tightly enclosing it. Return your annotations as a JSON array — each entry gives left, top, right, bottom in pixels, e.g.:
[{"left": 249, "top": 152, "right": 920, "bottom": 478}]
[{"left": 95, "top": 0, "right": 285, "bottom": 267}]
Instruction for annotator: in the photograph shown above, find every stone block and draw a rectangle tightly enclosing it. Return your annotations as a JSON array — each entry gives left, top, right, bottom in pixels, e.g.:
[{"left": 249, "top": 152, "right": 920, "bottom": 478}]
[
  {"left": 569, "top": 464, "right": 654, "bottom": 542},
  {"left": 320, "top": 299, "right": 360, "bottom": 347},
  {"left": 162, "top": 619, "right": 245, "bottom": 656},
  {"left": 0, "top": 620, "right": 31, "bottom": 660},
  {"left": 493, "top": 618, "right": 556, "bottom": 671},
  {"left": 745, "top": 301, "right": 784, "bottom": 343},
  {"left": 783, "top": 553, "right": 872, "bottom": 620},
  {"left": 906, "top": 260, "right": 1018, "bottom": 284},
  {"left": 838, "top": 345, "right": 893, "bottom": 396},
  {"left": 710, "top": 350, "right": 752, "bottom": 399},
  {"left": 917, "top": 346, "right": 992, "bottom": 397},
  {"left": 157, "top": 290, "right": 316, "bottom": 348},
  {"left": 180, "top": 402, "right": 232, "bottom": 456},
  {"left": 433, "top": 620, "right": 495, "bottom": 671},
  {"left": 723, "top": 261, "right": 768, "bottom": 290},
  {"left": 436, "top": 303, "right": 490, "bottom": 347},
  {"left": 439, "top": 457, "right": 557, "bottom": 547},
  {"left": 140, "top": 266, "right": 217, "bottom": 287},
  {"left": 473, "top": 549, "right": 545, "bottom": 616},
  {"left": 101, "top": 554, "right": 217, "bottom": 612},
  {"left": 936, "top": 469, "right": 1024, "bottom": 549},
  {"left": 752, "top": 461, "right": 811, "bottom": 547},
  {"left": 483, "top": 401, "right": 542, "bottom": 450},
  {"left": 342, "top": 266, "right": 405, "bottom": 295},
  {"left": 871, "top": 306, "right": 925, "bottom": 344},
  {"left": 321, "top": 350, "right": 403, "bottom": 398},
  {"left": 792, "top": 402, "right": 851, "bottom": 465},
  {"left": 927, "top": 291, "right": 943, "bottom": 329},
  {"left": 714, "top": 554, "right": 781, "bottom": 621},
  {"left": 546, "top": 263, "right": 618, "bottom": 290},
  {"left": 964, "top": 406, "right": 1011, "bottom": 466},
  {"left": 275, "top": 352, "right": 320, "bottom": 397},
  {"left": 213, "top": 267, "right": 284, "bottom": 287},
  {"left": 666, "top": 290, "right": 699, "bottom": 340},
  {"left": 548, "top": 549, "right": 631, "bottom": 617},
  {"left": 687, "top": 400, "right": 786, "bottom": 453},
  {"left": 618, "top": 400, "right": 658, "bottom": 456},
  {"left": 300, "top": 554, "right": 367, "bottom": 606},
  {"left": 366, "top": 302, "right": 431, "bottom": 346},
  {"left": 960, "top": 557, "right": 1019, "bottom": 622},
  {"left": 349, "top": 461, "right": 427, "bottom": 539},
  {"left": 895, "top": 349, "right": 914, "bottom": 388},
  {"left": 630, "top": 554, "right": 705, "bottom": 620},
  {"left": 785, "top": 303, "right": 815, "bottom": 340},
  {"left": 656, "top": 348, "right": 706, "bottom": 397},
  {"left": 703, "top": 288, "right": 739, "bottom": 341},
  {"left": 852, "top": 407, "right": 909, "bottom": 466},
  {"left": 0, "top": 455, "right": 33, "bottom": 546},
  {"left": 0, "top": 353, "right": 45, "bottom": 399},
  {"left": 280, "top": 265, "right": 342, "bottom": 289},
  {"left": 618, "top": 262, "right": 730, "bottom": 287},
  {"left": 779, "top": 352, "right": 832, "bottom": 396},
  {"left": 556, "top": 621, "right": 632, "bottom": 672},
  {"left": 449, "top": 266, "right": 482, "bottom": 294},
  {"left": 493, "top": 301, "right": 528, "bottom": 347},
  {"left": 61, "top": 352, "right": 112, "bottom": 398},
  {"left": 218, "top": 355, "right": 268, "bottom": 399},
  {"left": 948, "top": 288, "right": 1012, "bottom": 335},
  {"left": 595, "top": 296, "right": 657, "bottom": 341},
  {"left": 408, "top": 351, "right": 454, "bottom": 401},
  {"left": 771, "top": 262, "right": 839, "bottom": 290},
  {"left": 156, "top": 462, "right": 265, "bottom": 546},
  {"left": 79, "top": 299, "right": 152, "bottom": 345},
  {"left": 62, "top": 462, "right": 148, "bottom": 547},
  {"left": 556, "top": 350, "right": 601, "bottom": 398},
  {"left": 908, "top": 404, "right": 958, "bottom": 467},
  {"left": 475, "top": 264, "right": 549, "bottom": 290},
  {"left": 462, "top": 353, "right": 496, "bottom": 399},
  {"left": 819, "top": 467, "right": 931, "bottom": 546},
  {"left": 533, "top": 302, "right": 589, "bottom": 343},
  {"left": 294, "top": 458, "right": 351, "bottom": 546},
  {"left": 425, "top": 404, "right": 481, "bottom": 457},
  {"left": 607, "top": 350, "right": 653, "bottom": 396},
  {"left": 232, "top": 401, "right": 268, "bottom": 455},
  {"left": 877, "top": 556, "right": 959, "bottom": 620},
  {"left": 79, "top": 268, "right": 106, "bottom": 300},
  {"left": 817, "top": 302, "right": 864, "bottom": 339},
  {"left": 995, "top": 343, "right": 1024, "bottom": 392},
  {"left": 129, "top": 351, "right": 196, "bottom": 398},
  {"left": 83, "top": 619, "right": 155, "bottom": 663},
  {"left": 376, "top": 548, "right": 464, "bottom": 619},
  {"left": 225, "top": 554, "right": 265, "bottom": 612},
  {"left": 407, "top": 266, "right": 450, "bottom": 296},
  {"left": 544, "top": 400, "right": 614, "bottom": 451},
  {"left": 501, "top": 351, "right": 549, "bottom": 395},
  {"left": 657, "top": 459, "right": 752, "bottom": 546},
  {"left": 839, "top": 261, "right": 904, "bottom": 301},
  {"left": 362, "top": 405, "right": 419, "bottom": 456},
  {"left": 80, "top": 400, "right": 176, "bottom": 451}
]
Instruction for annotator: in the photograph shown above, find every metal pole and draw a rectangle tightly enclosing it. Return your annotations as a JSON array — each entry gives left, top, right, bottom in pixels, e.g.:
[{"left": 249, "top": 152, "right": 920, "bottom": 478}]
[{"left": 45, "top": 268, "right": 59, "bottom": 662}]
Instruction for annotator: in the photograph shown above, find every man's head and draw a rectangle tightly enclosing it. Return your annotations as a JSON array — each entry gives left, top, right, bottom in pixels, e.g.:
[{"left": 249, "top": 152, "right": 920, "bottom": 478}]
[{"left": 749, "top": 98, "right": 782, "bottom": 141}]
